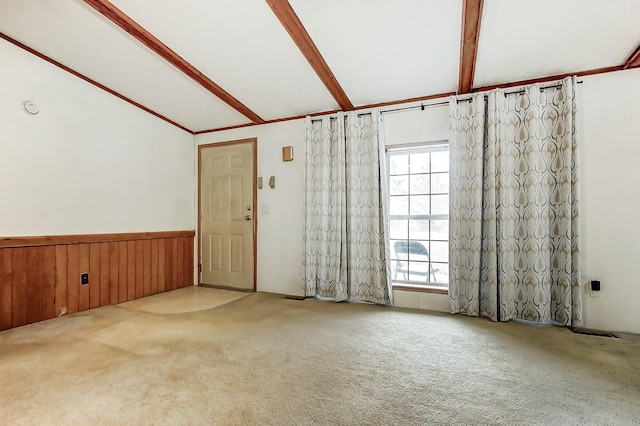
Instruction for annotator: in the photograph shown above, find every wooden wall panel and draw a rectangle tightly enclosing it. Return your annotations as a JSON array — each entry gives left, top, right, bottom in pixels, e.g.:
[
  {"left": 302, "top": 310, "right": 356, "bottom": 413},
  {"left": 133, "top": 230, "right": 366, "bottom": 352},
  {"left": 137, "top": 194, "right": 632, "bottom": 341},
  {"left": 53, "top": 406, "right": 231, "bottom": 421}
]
[
  {"left": 78, "top": 244, "right": 90, "bottom": 312},
  {"left": 12, "top": 248, "right": 28, "bottom": 328},
  {"left": 158, "top": 239, "right": 166, "bottom": 293},
  {"left": 41, "top": 246, "right": 56, "bottom": 320},
  {"left": 118, "top": 241, "right": 128, "bottom": 304},
  {"left": 176, "top": 238, "right": 184, "bottom": 288},
  {"left": 55, "top": 246, "right": 68, "bottom": 317},
  {"left": 26, "top": 247, "right": 43, "bottom": 324},
  {"left": 0, "top": 248, "right": 13, "bottom": 331},
  {"left": 135, "top": 240, "right": 144, "bottom": 299},
  {"left": 127, "top": 241, "right": 136, "bottom": 302},
  {"left": 143, "top": 240, "right": 151, "bottom": 297},
  {"left": 150, "top": 239, "right": 159, "bottom": 295},
  {"left": 89, "top": 243, "right": 101, "bottom": 310},
  {"left": 99, "top": 243, "right": 110, "bottom": 307},
  {"left": 165, "top": 239, "right": 174, "bottom": 291},
  {"left": 109, "top": 242, "right": 119, "bottom": 305},
  {"left": 0, "top": 232, "right": 194, "bottom": 332},
  {"left": 67, "top": 244, "right": 80, "bottom": 314}
]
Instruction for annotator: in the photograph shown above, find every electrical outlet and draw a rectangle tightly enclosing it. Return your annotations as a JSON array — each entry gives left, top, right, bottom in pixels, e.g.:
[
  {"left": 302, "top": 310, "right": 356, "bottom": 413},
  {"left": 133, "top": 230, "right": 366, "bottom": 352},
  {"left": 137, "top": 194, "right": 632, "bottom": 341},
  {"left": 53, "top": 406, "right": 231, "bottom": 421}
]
[
  {"left": 81, "top": 273, "right": 89, "bottom": 285},
  {"left": 589, "top": 280, "right": 601, "bottom": 297}
]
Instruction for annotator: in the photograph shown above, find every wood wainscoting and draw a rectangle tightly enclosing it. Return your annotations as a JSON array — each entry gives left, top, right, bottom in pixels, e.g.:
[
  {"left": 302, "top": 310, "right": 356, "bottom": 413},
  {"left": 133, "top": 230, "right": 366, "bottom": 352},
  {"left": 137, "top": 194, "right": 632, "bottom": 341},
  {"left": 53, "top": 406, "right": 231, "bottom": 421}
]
[{"left": 0, "top": 231, "right": 195, "bottom": 332}]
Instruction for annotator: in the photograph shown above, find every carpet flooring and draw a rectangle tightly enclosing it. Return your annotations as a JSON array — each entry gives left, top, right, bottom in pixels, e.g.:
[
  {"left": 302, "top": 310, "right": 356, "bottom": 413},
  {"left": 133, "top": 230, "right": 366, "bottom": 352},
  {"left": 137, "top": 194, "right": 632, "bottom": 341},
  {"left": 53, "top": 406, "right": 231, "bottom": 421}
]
[{"left": 0, "top": 287, "right": 638, "bottom": 425}]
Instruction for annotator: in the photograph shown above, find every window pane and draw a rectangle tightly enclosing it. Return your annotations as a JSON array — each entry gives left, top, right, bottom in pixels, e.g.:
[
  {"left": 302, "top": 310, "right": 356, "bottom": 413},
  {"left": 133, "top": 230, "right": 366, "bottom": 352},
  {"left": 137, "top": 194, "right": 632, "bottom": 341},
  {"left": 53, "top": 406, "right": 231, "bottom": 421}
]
[
  {"left": 392, "top": 260, "right": 408, "bottom": 279},
  {"left": 389, "top": 176, "right": 408, "bottom": 195},
  {"left": 409, "top": 220, "right": 429, "bottom": 240},
  {"left": 431, "top": 173, "right": 449, "bottom": 194},
  {"left": 410, "top": 153, "right": 430, "bottom": 173},
  {"left": 430, "top": 220, "right": 449, "bottom": 241},
  {"left": 431, "top": 151, "right": 449, "bottom": 172},
  {"left": 431, "top": 194, "right": 448, "bottom": 215},
  {"left": 391, "top": 241, "right": 408, "bottom": 260},
  {"left": 409, "top": 174, "right": 430, "bottom": 195},
  {"left": 430, "top": 241, "right": 449, "bottom": 262},
  {"left": 389, "top": 155, "right": 408, "bottom": 175},
  {"left": 389, "top": 220, "right": 408, "bottom": 240},
  {"left": 408, "top": 261, "right": 430, "bottom": 282},
  {"left": 409, "top": 195, "right": 429, "bottom": 215},
  {"left": 389, "top": 196, "right": 408, "bottom": 215},
  {"left": 408, "top": 241, "right": 430, "bottom": 261},
  {"left": 431, "top": 263, "right": 449, "bottom": 283}
]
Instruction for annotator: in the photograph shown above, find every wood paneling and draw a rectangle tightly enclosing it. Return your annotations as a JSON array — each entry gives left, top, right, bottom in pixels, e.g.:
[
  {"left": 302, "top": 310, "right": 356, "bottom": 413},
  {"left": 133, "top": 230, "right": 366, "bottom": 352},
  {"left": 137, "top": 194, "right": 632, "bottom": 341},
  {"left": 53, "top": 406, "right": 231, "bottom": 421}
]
[
  {"left": 78, "top": 244, "right": 90, "bottom": 312},
  {"left": 127, "top": 241, "right": 136, "bottom": 302},
  {"left": 0, "top": 249, "right": 13, "bottom": 331},
  {"left": 118, "top": 241, "right": 128, "bottom": 304},
  {"left": 0, "top": 230, "right": 194, "bottom": 248},
  {"left": 0, "top": 231, "right": 194, "bottom": 332},
  {"left": 12, "top": 248, "right": 28, "bottom": 328},
  {"left": 55, "top": 246, "right": 68, "bottom": 317},
  {"left": 67, "top": 245, "right": 79, "bottom": 315},
  {"left": 89, "top": 243, "right": 101, "bottom": 309},
  {"left": 41, "top": 246, "right": 56, "bottom": 320},
  {"left": 109, "top": 242, "right": 119, "bottom": 305},
  {"left": 143, "top": 240, "right": 151, "bottom": 297},
  {"left": 99, "top": 243, "right": 110, "bottom": 307}
]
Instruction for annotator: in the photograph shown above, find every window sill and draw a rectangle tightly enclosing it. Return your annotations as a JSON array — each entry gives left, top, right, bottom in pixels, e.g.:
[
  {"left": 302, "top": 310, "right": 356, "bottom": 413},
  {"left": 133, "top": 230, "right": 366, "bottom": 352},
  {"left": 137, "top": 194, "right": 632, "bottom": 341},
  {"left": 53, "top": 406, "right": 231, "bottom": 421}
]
[{"left": 392, "top": 283, "right": 449, "bottom": 295}]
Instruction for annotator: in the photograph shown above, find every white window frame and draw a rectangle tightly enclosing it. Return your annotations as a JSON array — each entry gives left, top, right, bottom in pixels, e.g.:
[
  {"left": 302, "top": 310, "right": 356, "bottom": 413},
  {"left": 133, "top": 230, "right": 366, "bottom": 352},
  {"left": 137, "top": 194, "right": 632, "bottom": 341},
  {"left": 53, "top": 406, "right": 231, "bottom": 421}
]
[{"left": 386, "top": 140, "right": 449, "bottom": 288}]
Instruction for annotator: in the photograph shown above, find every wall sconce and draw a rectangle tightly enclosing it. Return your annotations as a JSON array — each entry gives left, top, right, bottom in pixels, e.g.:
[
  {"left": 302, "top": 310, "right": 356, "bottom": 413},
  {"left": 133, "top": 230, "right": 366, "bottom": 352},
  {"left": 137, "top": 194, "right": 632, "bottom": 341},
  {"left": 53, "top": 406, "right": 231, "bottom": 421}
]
[{"left": 282, "top": 146, "right": 293, "bottom": 162}]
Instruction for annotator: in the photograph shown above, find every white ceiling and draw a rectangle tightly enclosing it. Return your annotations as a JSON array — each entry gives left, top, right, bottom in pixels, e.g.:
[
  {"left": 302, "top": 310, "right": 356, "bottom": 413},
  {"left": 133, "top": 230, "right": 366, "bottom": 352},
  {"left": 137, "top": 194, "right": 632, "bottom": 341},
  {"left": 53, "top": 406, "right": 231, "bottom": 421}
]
[{"left": 1, "top": 0, "right": 639, "bottom": 133}]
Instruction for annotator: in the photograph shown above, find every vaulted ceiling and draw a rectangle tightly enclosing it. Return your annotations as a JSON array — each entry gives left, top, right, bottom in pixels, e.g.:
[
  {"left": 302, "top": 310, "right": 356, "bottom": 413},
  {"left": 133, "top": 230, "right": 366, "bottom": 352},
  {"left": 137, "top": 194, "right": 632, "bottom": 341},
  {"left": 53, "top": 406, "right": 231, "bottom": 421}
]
[{"left": 2, "top": 0, "right": 639, "bottom": 134}]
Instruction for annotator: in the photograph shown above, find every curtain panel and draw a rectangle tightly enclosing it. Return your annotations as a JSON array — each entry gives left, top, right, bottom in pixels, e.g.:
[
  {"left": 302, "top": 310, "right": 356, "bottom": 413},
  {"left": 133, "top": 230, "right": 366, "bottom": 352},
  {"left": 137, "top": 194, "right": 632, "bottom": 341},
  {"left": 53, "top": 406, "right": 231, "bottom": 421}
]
[
  {"left": 449, "top": 77, "right": 582, "bottom": 326},
  {"left": 303, "top": 110, "right": 392, "bottom": 305}
]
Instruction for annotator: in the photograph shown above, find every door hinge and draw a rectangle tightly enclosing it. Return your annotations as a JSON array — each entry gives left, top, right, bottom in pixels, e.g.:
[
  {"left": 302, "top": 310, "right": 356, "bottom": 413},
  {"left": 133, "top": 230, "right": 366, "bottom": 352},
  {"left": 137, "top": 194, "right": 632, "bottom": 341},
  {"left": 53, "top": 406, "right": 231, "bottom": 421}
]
[
  {"left": 199, "top": 211, "right": 202, "bottom": 220},
  {"left": 198, "top": 264, "right": 202, "bottom": 272}
]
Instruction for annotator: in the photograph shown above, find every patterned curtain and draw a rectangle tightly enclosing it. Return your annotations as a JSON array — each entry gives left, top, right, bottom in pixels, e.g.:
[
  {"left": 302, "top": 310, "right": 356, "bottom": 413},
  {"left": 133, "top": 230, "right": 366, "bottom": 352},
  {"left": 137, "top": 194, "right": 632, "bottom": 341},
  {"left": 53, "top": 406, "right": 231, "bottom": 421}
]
[
  {"left": 304, "top": 110, "right": 392, "bottom": 305},
  {"left": 449, "top": 77, "right": 582, "bottom": 326}
]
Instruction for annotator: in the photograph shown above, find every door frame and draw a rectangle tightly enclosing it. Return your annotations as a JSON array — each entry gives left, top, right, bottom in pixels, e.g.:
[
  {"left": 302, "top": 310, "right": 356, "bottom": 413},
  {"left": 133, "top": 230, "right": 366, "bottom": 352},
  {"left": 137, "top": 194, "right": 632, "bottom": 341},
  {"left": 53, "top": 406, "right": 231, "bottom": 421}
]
[{"left": 197, "top": 138, "right": 258, "bottom": 291}]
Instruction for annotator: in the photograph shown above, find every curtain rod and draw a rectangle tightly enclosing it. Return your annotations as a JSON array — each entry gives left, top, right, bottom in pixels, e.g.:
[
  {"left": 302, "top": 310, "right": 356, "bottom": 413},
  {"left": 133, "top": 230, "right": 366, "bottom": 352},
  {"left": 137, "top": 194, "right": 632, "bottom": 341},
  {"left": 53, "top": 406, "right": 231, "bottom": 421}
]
[
  {"left": 456, "top": 81, "right": 583, "bottom": 103},
  {"left": 310, "top": 100, "right": 449, "bottom": 122}
]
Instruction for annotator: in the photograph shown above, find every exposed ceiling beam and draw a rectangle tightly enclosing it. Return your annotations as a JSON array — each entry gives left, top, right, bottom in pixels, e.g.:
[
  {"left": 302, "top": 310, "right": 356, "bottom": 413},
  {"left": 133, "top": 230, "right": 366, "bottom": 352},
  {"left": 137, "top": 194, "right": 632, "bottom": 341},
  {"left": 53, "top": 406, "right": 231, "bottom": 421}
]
[
  {"left": 0, "top": 32, "right": 193, "bottom": 134},
  {"left": 623, "top": 44, "right": 640, "bottom": 69},
  {"left": 83, "top": 0, "right": 265, "bottom": 124},
  {"left": 458, "top": 0, "right": 484, "bottom": 94},
  {"left": 265, "top": 0, "right": 354, "bottom": 110}
]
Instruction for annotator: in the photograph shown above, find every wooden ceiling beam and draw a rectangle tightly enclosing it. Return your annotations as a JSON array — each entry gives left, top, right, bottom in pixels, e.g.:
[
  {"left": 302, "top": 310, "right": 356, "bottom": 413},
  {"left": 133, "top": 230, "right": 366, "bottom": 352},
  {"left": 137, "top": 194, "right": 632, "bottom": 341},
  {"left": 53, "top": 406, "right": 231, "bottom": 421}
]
[
  {"left": 623, "top": 44, "right": 640, "bottom": 69},
  {"left": 265, "top": 0, "right": 354, "bottom": 110},
  {"left": 458, "top": 0, "right": 484, "bottom": 94},
  {"left": 83, "top": 0, "right": 265, "bottom": 124}
]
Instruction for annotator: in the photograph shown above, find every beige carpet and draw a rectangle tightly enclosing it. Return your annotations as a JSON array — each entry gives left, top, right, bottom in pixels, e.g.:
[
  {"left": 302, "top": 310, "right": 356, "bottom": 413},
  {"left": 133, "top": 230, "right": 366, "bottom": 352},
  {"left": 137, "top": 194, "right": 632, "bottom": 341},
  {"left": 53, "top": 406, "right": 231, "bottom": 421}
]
[{"left": 0, "top": 288, "right": 639, "bottom": 425}]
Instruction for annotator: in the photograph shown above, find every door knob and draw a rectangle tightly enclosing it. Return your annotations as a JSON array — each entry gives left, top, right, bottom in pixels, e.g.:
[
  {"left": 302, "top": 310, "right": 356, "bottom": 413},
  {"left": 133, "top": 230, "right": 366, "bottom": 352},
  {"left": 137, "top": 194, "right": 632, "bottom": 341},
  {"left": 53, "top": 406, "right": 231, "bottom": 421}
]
[{"left": 244, "top": 215, "right": 252, "bottom": 221}]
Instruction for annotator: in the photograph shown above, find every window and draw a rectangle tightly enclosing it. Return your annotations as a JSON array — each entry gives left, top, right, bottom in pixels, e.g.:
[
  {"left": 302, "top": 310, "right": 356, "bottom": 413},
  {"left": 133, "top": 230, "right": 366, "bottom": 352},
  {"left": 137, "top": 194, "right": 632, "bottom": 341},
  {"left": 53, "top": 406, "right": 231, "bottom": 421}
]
[{"left": 387, "top": 143, "right": 449, "bottom": 287}]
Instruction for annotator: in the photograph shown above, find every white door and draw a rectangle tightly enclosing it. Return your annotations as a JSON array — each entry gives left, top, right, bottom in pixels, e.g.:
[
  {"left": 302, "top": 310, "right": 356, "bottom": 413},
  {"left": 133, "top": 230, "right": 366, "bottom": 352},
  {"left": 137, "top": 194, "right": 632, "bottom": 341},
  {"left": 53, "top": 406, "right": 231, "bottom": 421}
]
[{"left": 200, "top": 142, "right": 255, "bottom": 290}]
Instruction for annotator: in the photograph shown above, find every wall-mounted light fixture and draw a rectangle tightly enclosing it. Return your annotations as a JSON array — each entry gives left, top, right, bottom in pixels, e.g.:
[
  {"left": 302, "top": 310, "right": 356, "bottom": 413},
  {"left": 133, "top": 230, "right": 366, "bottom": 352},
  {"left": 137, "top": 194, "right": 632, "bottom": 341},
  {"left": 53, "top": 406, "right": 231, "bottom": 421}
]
[{"left": 282, "top": 146, "right": 293, "bottom": 162}]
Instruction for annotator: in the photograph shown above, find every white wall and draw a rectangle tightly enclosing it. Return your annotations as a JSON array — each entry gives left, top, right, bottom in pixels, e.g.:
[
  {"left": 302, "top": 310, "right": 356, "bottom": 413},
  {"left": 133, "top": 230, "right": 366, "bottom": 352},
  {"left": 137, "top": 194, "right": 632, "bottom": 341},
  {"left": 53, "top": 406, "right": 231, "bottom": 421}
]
[
  {"left": 0, "top": 39, "right": 195, "bottom": 237},
  {"left": 579, "top": 68, "right": 640, "bottom": 334},
  {"left": 195, "top": 120, "right": 307, "bottom": 296},
  {"left": 194, "top": 70, "right": 640, "bottom": 334}
]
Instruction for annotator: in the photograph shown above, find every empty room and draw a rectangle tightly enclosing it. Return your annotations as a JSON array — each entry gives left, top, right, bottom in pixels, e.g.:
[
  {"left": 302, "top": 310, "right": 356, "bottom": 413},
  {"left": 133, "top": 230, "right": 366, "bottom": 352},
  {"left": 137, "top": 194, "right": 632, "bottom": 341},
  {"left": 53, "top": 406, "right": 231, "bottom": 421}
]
[{"left": 1, "top": 0, "right": 639, "bottom": 424}]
